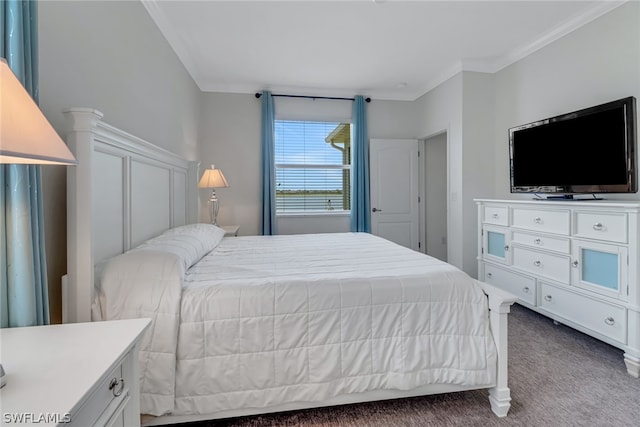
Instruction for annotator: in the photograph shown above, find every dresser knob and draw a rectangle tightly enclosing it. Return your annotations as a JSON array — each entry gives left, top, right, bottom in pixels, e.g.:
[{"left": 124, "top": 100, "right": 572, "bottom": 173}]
[
  {"left": 544, "top": 295, "right": 552, "bottom": 302},
  {"left": 486, "top": 272, "right": 493, "bottom": 278},
  {"left": 109, "top": 377, "right": 125, "bottom": 397},
  {"left": 534, "top": 238, "right": 542, "bottom": 245},
  {"left": 492, "top": 213, "right": 499, "bottom": 219},
  {"left": 504, "top": 245, "right": 510, "bottom": 252},
  {"left": 523, "top": 286, "right": 530, "bottom": 293},
  {"left": 604, "top": 317, "right": 615, "bottom": 326},
  {"left": 572, "top": 260, "right": 579, "bottom": 268},
  {"left": 593, "top": 222, "right": 604, "bottom": 231},
  {"left": 534, "top": 216, "right": 542, "bottom": 224},
  {"left": 534, "top": 260, "right": 542, "bottom": 267}
]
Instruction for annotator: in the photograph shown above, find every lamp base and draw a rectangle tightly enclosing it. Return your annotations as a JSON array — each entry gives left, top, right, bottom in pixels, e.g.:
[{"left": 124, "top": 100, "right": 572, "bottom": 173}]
[{"left": 208, "top": 189, "right": 220, "bottom": 225}]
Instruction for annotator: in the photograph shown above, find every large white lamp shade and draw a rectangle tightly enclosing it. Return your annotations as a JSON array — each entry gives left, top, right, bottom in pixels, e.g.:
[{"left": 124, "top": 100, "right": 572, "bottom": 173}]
[{"left": 0, "top": 58, "right": 77, "bottom": 165}]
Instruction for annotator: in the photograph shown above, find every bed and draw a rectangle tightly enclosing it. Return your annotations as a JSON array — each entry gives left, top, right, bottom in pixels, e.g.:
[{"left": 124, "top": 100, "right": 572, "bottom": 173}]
[{"left": 63, "top": 109, "right": 516, "bottom": 425}]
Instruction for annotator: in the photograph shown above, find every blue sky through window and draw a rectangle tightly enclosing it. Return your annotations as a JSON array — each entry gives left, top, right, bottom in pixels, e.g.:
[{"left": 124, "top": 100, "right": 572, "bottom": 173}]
[{"left": 275, "top": 120, "right": 349, "bottom": 191}]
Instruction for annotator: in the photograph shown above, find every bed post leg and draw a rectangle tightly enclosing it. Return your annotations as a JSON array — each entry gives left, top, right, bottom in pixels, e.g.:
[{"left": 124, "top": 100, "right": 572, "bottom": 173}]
[{"left": 487, "top": 294, "right": 515, "bottom": 417}]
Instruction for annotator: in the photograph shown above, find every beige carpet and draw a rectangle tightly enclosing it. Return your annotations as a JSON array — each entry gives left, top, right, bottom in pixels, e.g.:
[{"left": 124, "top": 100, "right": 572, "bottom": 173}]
[{"left": 177, "top": 305, "right": 640, "bottom": 426}]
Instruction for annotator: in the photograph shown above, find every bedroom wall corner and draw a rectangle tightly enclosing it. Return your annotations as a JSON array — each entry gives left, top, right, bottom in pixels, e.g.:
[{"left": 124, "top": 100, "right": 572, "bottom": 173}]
[
  {"left": 38, "top": 0, "right": 201, "bottom": 322},
  {"left": 414, "top": 74, "right": 465, "bottom": 272},
  {"left": 493, "top": 1, "right": 640, "bottom": 200},
  {"left": 198, "top": 92, "right": 262, "bottom": 234},
  {"left": 411, "top": 71, "right": 496, "bottom": 278},
  {"left": 461, "top": 71, "right": 496, "bottom": 277}
]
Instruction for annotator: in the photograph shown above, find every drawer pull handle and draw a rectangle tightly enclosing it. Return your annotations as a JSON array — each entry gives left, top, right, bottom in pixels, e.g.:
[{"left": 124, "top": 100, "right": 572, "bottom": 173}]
[
  {"left": 523, "top": 286, "right": 530, "bottom": 293},
  {"left": 486, "top": 272, "right": 493, "bottom": 278},
  {"left": 492, "top": 213, "right": 499, "bottom": 219},
  {"left": 534, "top": 260, "right": 542, "bottom": 267},
  {"left": 544, "top": 295, "right": 552, "bottom": 302},
  {"left": 572, "top": 260, "right": 579, "bottom": 268},
  {"left": 593, "top": 222, "right": 604, "bottom": 231},
  {"left": 534, "top": 217, "right": 542, "bottom": 224},
  {"left": 109, "top": 377, "right": 125, "bottom": 397},
  {"left": 534, "top": 238, "right": 542, "bottom": 245},
  {"left": 604, "top": 317, "right": 615, "bottom": 326}
]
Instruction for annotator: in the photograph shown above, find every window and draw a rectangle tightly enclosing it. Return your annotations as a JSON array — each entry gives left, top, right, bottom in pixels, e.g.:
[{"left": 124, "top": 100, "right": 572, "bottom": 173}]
[{"left": 275, "top": 120, "right": 351, "bottom": 213}]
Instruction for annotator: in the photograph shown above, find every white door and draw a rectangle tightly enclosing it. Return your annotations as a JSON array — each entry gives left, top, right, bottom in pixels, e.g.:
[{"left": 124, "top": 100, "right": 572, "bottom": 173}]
[{"left": 370, "top": 139, "right": 420, "bottom": 251}]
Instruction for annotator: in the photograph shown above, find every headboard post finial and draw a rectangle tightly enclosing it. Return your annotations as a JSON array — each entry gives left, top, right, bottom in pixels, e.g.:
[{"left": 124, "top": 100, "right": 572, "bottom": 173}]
[{"left": 63, "top": 108, "right": 104, "bottom": 134}]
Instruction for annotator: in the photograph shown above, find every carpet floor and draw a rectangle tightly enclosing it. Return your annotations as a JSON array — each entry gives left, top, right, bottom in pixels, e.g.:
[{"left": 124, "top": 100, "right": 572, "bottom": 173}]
[{"left": 176, "top": 304, "right": 640, "bottom": 426}]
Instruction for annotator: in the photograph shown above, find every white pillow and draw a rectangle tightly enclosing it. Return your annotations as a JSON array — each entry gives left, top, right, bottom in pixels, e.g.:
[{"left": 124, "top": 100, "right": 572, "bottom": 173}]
[{"left": 130, "top": 223, "right": 225, "bottom": 272}]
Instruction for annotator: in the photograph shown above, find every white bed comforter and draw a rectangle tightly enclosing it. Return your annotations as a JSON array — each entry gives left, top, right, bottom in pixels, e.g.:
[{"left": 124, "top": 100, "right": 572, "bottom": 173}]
[{"left": 99, "top": 232, "right": 497, "bottom": 417}]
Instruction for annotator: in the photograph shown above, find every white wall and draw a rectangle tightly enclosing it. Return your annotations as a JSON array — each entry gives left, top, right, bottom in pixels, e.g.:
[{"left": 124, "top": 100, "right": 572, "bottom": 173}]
[
  {"left": 411, "top": 2, "right": 640, "bottom": 277},
  {"left": 414, "top": 74, "right": 464, "bottom": 269},
  {"left": 198, "top": 92, "right": 261, "bottom": 235},
  {"left": 461, "top": 72, "right": 496, "bottom": 276},
  {"left": 38, "top": 0, "right": 201, "bottom": 322},
  {"left": 424, "top": 133, "right": 448, "bottom": 261},
  {"left": 198, "top": 93, "right": 419, "bottom": 235},
  {"left": 493, "top": 1, "right": 640, "bottom": 200}
]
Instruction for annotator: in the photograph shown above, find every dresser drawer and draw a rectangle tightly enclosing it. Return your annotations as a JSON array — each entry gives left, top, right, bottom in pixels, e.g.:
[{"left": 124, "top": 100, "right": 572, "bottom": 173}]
[
  {"left": 512, "top": 246, "right": 570, "bottom": 283},
  {"left": 71, "top": 361, "right": 128, "bottom": 427},
  {"left": 483, "top": 206, "right": 509, "bottom": 226},
  {"left": 512, "top": 208, "right": 570, "bottom": 235},
  {"left": 539, "top": 282, "right": 626, "bottom": 344},
  {"left": 483, "top": 263, "right": 536, "bottom": 306},
  {"left": 574, "top": 211, "right": 627, "bottom": 243},
  {"left": 511, "top": 230, "right": 570, "bottom": 254}
]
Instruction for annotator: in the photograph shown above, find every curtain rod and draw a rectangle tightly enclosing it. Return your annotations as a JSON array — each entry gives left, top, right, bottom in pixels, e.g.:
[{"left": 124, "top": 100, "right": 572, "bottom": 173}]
[{"left": 255, "top": 92, "right": 371, "bottom": 103}]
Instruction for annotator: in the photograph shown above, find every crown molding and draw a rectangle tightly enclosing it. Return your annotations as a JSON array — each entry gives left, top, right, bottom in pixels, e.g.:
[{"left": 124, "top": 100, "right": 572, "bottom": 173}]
[
  {"left": 141, "top": 0, "right": 206, "bottom": 91},
  {"left": 486, "top": 0, "right": 627, "bottom": 74},
  {"left": 143, "top": 0, "right": 629, "bottom": 102}
]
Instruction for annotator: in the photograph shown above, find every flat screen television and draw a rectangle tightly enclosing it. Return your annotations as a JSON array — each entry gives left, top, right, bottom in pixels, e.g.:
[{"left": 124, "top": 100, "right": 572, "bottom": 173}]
[{"left": 509, "top": 96, "right": 637, "bottom": 198}]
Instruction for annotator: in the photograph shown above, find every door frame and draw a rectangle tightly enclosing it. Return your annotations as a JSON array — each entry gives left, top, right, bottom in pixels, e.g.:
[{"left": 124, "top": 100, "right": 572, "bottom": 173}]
[{"left": 419, "top": 130, "right": 450, "bottom": 260}]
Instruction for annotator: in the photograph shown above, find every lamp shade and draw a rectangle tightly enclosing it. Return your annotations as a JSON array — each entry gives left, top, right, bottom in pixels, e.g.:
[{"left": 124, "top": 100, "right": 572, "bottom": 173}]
[
  {"left": 198, "top": 165, "right": 229, "bottom": 188},
  {"left": 0, "top": 58, "right": 77, "bottom": 165}
]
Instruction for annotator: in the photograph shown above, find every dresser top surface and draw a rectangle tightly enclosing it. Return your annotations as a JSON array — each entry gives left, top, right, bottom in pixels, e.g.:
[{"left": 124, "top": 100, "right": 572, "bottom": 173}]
[
  {"left": 475, "top": 198, "right": 640, "bottom": 209},
  {"left": 0, "top": 318, "right": 150, "bottom": 425}
]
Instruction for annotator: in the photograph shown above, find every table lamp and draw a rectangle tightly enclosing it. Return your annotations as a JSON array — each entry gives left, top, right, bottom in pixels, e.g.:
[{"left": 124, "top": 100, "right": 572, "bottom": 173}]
[
  {"left": 0, "top": 57, "right": 78, "bottom": 387},
  {"left": 198, "top": 165, "right": 229, "bottom": 225}
]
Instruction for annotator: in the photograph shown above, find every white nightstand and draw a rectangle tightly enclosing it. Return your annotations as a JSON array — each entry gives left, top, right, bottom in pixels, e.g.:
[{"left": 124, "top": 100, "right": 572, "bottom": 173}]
[
  {"left": 220, "top": 224, "right": 239, "bottom": 237},
  {"left": 0, "top": 318, "right": 150, "bottom": 426}
]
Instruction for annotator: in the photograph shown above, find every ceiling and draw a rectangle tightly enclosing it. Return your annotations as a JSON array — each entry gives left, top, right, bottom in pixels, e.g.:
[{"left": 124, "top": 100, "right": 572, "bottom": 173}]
[{"left": 142, "top": 0, "right": 624, "bottom": 101}]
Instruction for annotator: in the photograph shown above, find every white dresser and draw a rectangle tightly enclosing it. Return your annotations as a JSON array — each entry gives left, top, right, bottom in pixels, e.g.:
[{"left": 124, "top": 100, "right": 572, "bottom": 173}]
[
  {"left": 0, "top": 318, "right": 150, "bottom": 426},
  {"left": 476, "top": 199, "right": 640, "bottom": 377}
]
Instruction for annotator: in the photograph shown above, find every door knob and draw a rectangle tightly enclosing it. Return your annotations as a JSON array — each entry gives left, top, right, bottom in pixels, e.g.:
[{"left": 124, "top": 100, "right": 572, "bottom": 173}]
[{"left": 372, "top": 208, "right": 382, "bottom": 212}]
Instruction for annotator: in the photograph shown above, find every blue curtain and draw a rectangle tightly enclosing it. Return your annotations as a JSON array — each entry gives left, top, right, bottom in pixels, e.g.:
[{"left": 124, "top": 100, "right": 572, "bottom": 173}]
[
  {"left": 260, "top": 91, "right": 277, "bottom": 235},
  {"left": 1, "top": 0, "right": 49, "bottom": 327},
  {"left": 350, "top": 95, "right": 371, "bottom": 233}
]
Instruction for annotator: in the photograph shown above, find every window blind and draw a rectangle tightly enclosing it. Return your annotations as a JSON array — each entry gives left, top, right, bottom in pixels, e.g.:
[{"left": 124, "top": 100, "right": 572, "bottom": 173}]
[{"left": 275, "top": 120, "right": 351, "bottom": 212}]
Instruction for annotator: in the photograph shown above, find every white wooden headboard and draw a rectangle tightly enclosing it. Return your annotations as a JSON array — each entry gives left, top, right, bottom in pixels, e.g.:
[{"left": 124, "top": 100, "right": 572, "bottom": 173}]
[{"left": 63, "top": 108, "right": 198, "bottom": 323}]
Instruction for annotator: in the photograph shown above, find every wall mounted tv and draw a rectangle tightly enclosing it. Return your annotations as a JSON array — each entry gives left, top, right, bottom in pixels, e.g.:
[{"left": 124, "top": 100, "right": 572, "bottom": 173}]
[{"left": 509, "top": 96, "right": 637, "bottom": 198}]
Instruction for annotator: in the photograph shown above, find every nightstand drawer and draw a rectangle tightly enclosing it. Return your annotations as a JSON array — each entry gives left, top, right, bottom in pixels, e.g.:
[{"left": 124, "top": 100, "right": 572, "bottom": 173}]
[
  {"left": 220, "top": 224, "right": 239, "bottom": 237},
  {"left": 483, "top": 263, "right": 536, "bottom": 306},
  {"left": 512, "top": 246, "right": 570, "bottom": 283},
  {"left": 512, "top": 208, "right": 570, "bottom": 235},
  {"left": 483, "top": 206, "right": 509, "bottom": 226},
  {"left": 574, "top": 211, "right": 627, "bottom": 243},
  {"left": 71, "top": 360, "right": 128, "bottom": 427},
  {"left": 512, "top": 230, "right": 570, "bottom": 254},
  {"left": 539, "top": 282, "right": 626, "bottom": 344}
]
